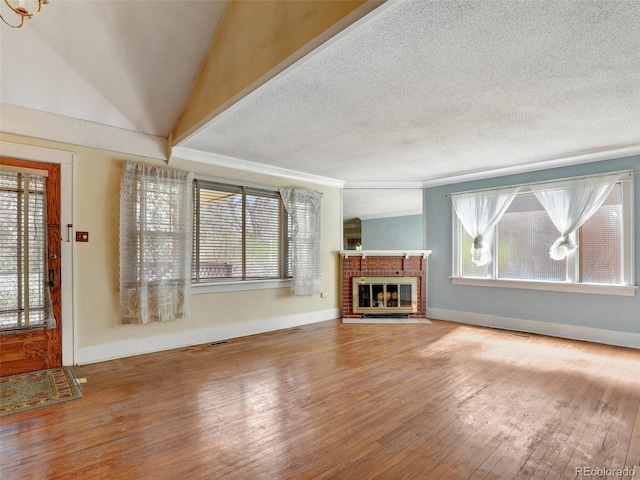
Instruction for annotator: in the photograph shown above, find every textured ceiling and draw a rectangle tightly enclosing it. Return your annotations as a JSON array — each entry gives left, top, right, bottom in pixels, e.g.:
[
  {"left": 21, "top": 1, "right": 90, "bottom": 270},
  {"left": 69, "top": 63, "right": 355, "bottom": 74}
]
[
  {"left": 1, "top": 0, "right": 227, "bottom": 138},
  {"left": 2, "top": 0, "right": 638, "bottom": 190},
  {"left": 181, "top": 0, "right": 640, "bottom": 184}
]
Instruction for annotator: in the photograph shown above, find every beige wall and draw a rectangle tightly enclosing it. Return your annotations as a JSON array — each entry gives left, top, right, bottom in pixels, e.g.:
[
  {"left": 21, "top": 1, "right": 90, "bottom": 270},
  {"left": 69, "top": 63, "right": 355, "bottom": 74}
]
[{"left": 1, "top": 134, "right": 341, "bottom": 350}]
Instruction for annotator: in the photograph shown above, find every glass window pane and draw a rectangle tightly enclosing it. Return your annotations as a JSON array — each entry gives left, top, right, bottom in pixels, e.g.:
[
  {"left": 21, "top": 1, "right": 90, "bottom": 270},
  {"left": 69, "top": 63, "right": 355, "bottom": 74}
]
[
  {"left": 497, "top": 193, "right": 566, "bottom": 281},
  {"left": 579, "top": 183, "right": 622, "bottom": 284},
  {"left": 461, "top": 229, "right": 489, "bottom": 278},
  {"left": 245, "top": 193, "right": 281, "bottom": 279},
  {"left": 196, "top": 187, "right": 243, "bottom": 280}
]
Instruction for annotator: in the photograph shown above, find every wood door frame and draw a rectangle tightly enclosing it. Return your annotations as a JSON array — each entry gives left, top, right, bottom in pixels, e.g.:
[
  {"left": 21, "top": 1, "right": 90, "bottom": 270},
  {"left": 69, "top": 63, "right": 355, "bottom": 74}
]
[{"left": 0, "top": 142, "right": 75, "bottom": 366}]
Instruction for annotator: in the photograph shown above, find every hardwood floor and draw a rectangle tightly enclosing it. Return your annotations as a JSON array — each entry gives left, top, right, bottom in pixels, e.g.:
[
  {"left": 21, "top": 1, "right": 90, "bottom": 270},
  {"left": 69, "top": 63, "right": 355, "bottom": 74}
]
[{"left": 1, "top": 319, "right": 639, "bottom": 479}]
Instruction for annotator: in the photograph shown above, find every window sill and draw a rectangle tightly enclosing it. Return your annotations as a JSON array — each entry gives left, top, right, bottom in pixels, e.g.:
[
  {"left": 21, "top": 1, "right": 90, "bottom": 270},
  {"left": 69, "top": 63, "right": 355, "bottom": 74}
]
[
  {"left": 191, "top": 279, "right": 292, "bottom": 295},
  {"left": 450, "top": 277, "right": 637, "bottom": 297}
]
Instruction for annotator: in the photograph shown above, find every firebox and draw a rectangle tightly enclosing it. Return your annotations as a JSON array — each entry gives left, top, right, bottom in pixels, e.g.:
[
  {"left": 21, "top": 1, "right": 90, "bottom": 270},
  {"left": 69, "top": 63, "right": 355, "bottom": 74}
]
[{"left": 353, "top": 276, "right": 418, "bottom": 314}]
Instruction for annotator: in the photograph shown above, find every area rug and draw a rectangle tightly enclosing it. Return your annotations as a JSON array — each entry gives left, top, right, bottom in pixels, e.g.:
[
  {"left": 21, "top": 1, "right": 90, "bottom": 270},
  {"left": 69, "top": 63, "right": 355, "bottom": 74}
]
[{"left": 0, "top": 367, "right": 82, "bottom": 417}]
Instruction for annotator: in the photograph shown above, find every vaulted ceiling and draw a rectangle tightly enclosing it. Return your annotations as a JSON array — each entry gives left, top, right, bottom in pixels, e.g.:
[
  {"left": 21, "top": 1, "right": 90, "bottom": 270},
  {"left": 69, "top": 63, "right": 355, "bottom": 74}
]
[
  {"left": 2, "top": 0, "right": 639, "bottom": 189},
  {"left": 1, "top": 0, "right": 227, "bottom": 137}
]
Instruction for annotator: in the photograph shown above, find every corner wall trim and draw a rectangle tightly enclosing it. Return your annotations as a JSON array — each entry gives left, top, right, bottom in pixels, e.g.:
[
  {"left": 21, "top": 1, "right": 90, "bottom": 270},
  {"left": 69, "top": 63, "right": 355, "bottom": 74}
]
[
  {"left": 427, "top": 307, "right": 640, "bottom": 350},
  {"left": 74, "top": 308, "right": 340, "bottom": 365}
]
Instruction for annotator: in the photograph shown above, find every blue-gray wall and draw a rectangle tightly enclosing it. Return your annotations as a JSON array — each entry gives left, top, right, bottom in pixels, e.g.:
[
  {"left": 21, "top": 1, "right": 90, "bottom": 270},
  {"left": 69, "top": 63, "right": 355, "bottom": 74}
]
[
  {"left": 424, "top": 156, "right": 640, "bottom": 339},
  {"left": 361, "top": 214, "right": 423, "bottom": 250}
]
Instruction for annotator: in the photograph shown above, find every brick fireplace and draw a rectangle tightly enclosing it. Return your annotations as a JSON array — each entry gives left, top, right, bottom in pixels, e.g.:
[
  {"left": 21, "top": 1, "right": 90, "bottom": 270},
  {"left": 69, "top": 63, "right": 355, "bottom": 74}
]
[{"left": 340, "top": 250, "right": 431, "bottom": 320}]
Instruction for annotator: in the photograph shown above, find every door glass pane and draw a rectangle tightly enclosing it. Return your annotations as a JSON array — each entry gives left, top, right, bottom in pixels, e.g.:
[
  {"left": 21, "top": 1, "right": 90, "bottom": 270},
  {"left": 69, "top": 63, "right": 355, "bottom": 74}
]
[
  {"left": 399, "top": 284, "right": 412, "bottom": 307},
  {"left": 371, "top": 284, "right": 384, "bottom": 308},
  {"left": 358, "top": 284, "right": 371, "bottom": 308},
  {"left": 0, "top": 171, "right": 48, "bottom": 329},
  {"left": 387, "top": 284, "right": 398, "bottom": 307}
]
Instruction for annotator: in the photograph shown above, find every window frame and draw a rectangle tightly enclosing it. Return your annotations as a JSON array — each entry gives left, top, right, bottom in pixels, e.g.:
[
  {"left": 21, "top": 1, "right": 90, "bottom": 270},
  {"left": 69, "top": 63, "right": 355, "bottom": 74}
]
[
  {"left": 191, "top": 177, "right": 292, "bottom": 295},
  {"left": 451, "top": 171, "right": 636, "bottom": 297}
]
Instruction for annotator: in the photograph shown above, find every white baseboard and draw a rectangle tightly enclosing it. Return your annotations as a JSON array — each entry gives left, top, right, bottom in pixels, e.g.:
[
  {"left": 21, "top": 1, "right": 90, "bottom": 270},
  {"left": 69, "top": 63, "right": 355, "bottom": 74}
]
[
  {"left": 427, "top": 307, "right": 640, "bottom": 350},
  {"left": 75, "top": 308, "right": 340, "bottom": 365}
]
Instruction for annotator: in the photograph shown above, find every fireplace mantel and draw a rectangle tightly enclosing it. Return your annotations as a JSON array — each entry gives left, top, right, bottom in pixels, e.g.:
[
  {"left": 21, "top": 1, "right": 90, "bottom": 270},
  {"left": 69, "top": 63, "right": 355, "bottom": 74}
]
[{"left": 340, "top": 250, "right": 432, "bottom": 259}]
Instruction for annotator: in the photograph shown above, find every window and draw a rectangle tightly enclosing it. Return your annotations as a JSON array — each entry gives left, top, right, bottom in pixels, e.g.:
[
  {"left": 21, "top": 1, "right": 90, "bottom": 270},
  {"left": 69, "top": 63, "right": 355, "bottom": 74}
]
[
  {"left": 452, "top": 171, "right": 634, "bottom": 293},
  {"left": 119, "top": 162, "right": 193, "bottom": 324},
  {"left": 192, "top": 180, "right": 288, "bottom": 284}
]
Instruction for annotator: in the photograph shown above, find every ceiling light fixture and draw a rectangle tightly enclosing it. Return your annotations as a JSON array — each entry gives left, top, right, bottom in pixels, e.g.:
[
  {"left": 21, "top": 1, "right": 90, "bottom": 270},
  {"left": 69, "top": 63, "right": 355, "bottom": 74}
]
[{"left": 1, "top": 0, "right": 48, "bottom": 28}]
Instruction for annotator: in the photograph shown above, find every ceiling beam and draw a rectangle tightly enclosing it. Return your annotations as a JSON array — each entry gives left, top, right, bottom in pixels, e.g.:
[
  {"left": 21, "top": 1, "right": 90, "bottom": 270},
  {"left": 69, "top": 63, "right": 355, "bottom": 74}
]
[{"left": 172, "top": 0, "right": 385, "bottom": 146}]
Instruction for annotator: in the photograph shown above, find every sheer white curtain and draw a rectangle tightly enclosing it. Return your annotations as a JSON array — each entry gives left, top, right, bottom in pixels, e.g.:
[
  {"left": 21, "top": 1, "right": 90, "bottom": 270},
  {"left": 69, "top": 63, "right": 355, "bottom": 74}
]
[
  {"left": 119, "top": 162, "right": 194, "bottom": 324},
  {"left": 279, "top": 188, "right": 323, "bottom": 296},
  {"left": 452, "top": 186, "right": 520, "bottom": 266},
  {"left": 530, "top": 173, "right": 621, "bottom": 261}
]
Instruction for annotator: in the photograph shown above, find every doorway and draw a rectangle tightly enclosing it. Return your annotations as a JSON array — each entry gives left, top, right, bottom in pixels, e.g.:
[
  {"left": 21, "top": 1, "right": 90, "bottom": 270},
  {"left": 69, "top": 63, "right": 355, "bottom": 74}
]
[{"left": 0, "top": 157, "right": 62, "bottom": 376}]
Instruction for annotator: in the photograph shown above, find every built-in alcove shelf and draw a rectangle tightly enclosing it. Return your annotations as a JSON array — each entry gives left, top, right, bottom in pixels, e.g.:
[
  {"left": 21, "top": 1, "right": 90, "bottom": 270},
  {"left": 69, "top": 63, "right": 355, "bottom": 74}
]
[{"left": 340, "top": 250, "right": 431, "bottom": 321}]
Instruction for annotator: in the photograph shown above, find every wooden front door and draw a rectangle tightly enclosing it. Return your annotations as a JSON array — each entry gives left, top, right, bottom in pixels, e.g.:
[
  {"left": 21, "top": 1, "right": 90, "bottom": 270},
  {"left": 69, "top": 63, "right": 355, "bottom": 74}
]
[{"left": 0, "top": 158, "right": 62, "bottom": 376}]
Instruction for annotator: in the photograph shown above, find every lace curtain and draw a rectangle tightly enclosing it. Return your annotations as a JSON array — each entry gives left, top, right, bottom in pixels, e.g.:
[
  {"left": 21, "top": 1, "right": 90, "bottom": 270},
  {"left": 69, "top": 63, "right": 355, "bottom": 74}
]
[
  {"left": 119, "top": 162, "right": 194, "bottom": 324},
  {"left": 279, "top": 188, "right": 323, "bottom": 296},
  {"left": 452, "top": 186, "right": 520, "bottom": 266},
  {"left": 530, "top": 173, "right": 621, "bottom": 260}
]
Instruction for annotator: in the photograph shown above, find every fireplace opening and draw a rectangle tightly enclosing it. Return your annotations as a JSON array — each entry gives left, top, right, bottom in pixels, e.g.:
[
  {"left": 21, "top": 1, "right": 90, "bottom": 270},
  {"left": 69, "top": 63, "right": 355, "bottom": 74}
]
[{"left": 353, "top": 276, "right": 418, "bottom": 314}]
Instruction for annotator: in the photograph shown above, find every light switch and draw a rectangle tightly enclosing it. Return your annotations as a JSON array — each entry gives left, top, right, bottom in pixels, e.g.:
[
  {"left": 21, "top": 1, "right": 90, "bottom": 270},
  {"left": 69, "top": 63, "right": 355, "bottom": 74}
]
[{"left": 76, "top": 231, "right": 89, "bottom": 242}]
